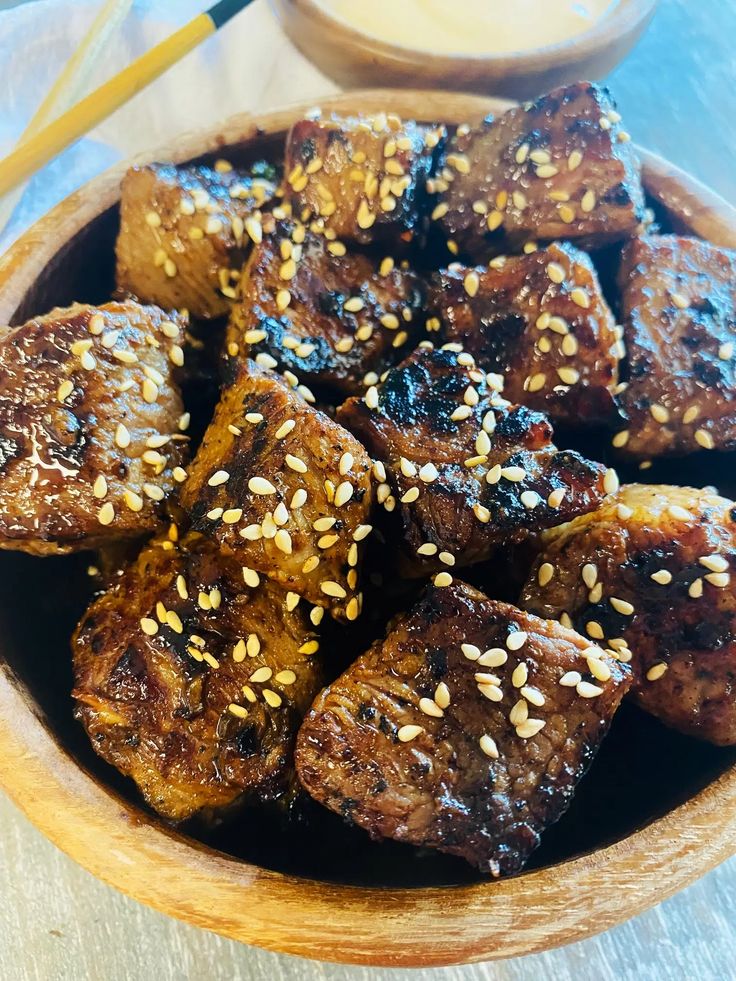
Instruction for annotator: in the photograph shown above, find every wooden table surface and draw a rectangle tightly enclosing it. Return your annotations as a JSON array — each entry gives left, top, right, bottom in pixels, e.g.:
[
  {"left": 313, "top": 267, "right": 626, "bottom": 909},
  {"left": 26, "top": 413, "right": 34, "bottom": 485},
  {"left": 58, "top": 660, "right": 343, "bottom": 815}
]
[{"left": 2, "top": 1, "right": 736, "bottom": 979}]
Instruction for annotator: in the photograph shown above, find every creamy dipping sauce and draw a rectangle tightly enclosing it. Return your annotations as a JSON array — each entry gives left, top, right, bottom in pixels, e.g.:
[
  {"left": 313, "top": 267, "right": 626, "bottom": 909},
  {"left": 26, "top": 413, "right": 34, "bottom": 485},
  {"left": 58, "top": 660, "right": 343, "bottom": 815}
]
[{"left": 319, "top": 0, "right": 617, "bottom": 54}]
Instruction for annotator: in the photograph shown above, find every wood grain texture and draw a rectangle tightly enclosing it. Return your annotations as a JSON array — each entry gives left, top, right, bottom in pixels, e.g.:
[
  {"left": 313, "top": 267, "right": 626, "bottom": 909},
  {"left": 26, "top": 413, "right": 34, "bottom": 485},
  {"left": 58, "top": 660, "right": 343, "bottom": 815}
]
[
  {"left": 1, "top": 0, "right": 736, "bottom": 975},
  {"left": 272, "top": 0, "right": 657, "bottom": 100}
]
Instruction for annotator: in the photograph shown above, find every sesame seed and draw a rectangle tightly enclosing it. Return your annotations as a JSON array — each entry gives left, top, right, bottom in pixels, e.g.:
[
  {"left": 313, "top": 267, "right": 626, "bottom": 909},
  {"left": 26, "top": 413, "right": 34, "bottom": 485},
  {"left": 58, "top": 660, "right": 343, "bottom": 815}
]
[
  {"left": 114, "top": 424, "right": 131, "bottom": 449},
  {"left": 247, "top": 633, "right": 261, "bottom": 657},
  {"left": 438, "top": 551, "right": 455, "bottom": 567},
  {"left": 527, "top": 372, "right": 546, "bottom": 392},
  {"left": 461, "top": 643, "right": 481, "bottom": 661},
  {"left": 647, "top": 663, "right": 668, "bottom": 682},
  {"left": 501, "top": 466, "right": 526, "bottom": 482},
  {"left": 548, "top": 488, "right": 566, "bottom": 508},
  {"left": 478, "top": 733, "right": 499, "bottom": 760},
  {"left": 668, "top": 504, "right": 692, "bottom": 522},
  {"left": 473, "top": 503, "right": 491, "bottom": 523},
  {"left": 581, "top": 190, "right": 596, "bottom": 213},
  {"left": 263, "top": 689, "right": 282, "bottom": 708},
  {"left": 334, "top": 481, "right": 354, "bottom": 507},
  {"left": 516, "top": 719, "right": 545, "bottom": 739},
  {"left": 610, "top": 597, "right": 634, "bottom": 616},
  {"left": 398, "top": 724, "right": 423, "bottom": 743},
  {"left": 511, "top": 662, "right": 528, "bottom": 686},
  {"left": 228, "top": 704, "right": 249, "bottom": 719},
  {"left": 320, "top": 580, "right": 347, "bottom": 599},
  {"left": 509, "top": 699, "right": 529, "bottom": 726},
  {"left": 586, "top": 656, "right": 611, "bottom": 683},
  {"left": 582, "top": 563, "right": 598, "bottom": 589},
  {"left": 695, "top": 429, "right": 715, "bottom": 450},
  {"left": 419, "top": 697, "right": 444, "bottom": 718},
  {"left": 576, "top": 681, "right": 603, "bottom": 698},
  {"left": 547, "top": 262, "right": 566, "bottom": 284},
  {"left": 603, "top": 469, "right": 619, "bottom": 495},
  {"left": 479, "top": 683, "right": 504, "bottom": 703},
  {"left": 222, "top": 508, "right": 243, "bottom": 524},
  {"left": 486, "top": 464, "right": 502, "bottom": 485},
  {"left": 140, "top": 617, "right": 158, "bottom": 636},
  {"left": 124, "top": 489, "right": 143, "bottom": 512},
  {"left": 521, "top": 685, "right": 545, "bottom": 708},
  {"left": 166, "top": 610, "right": 183, "bottom": 634},
  {"left": 248, "top": 476, "right": 276, "bottom": 495},
  {"left": 97, "top": 502, "right": 115, "bottom": 526},
  {"left": 464, "top": 271, "right": 480, "bottom": 298},
  {"left": 401, "top": 487, "right": 420, "bottom": 504},
  {"left": 559, "top": 671, "right": 581, "bottom": 687},
  {"left": 274, "top": 529, "right": 292, "bottom": 554},
  {"left": 705, "top": 572, "right": 730, "bottom": 588},
  {"left": 570, "top": 288, "right": 590, "bottom": 309},
  {"left": 365, "top": 386, "right": 379, "bottom": 409},
  {"left": 434, "top": 572, "right": 453, "bottom": 587},
  {"left": 612, "top": 430, "right": 629, "bottom": 449},
  {"left": 588, "top": 583, "right": 603, "bottom": 604},
  {"left": 418, "top": 462, "right": 439, "bottom": 483},
  {"left": 250, "top": 667, "right": 273, "bottom": 684},
  {"left": 520, "top": 490, "right": 541, "bottom": 510},
  {"left": 586, "top": 621, "right": 605, "bottom": 640}
]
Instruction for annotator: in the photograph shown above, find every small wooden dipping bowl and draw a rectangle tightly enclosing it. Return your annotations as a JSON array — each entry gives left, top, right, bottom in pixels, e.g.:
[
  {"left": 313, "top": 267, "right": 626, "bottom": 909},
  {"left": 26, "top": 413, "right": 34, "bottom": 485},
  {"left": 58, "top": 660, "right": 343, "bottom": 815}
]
[
  {"left": 271, "top": 0, "right": 659, "bottom": 99},
  {"left": 1, "top": 90, "right": 736, "bottom": 967}
]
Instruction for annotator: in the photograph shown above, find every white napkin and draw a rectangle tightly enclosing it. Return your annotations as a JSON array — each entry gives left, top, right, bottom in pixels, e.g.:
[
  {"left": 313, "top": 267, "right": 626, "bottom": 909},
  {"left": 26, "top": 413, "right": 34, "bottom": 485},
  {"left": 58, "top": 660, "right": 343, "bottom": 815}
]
[{"left": 0, "top": 0, "right": 339, "bottom": 250}]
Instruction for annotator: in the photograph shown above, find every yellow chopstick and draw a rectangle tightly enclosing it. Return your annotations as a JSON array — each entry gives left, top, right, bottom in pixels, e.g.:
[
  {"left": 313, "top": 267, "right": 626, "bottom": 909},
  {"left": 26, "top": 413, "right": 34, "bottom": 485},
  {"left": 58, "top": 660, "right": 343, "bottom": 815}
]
[
  {"left": 21, "top": 0, "right": 134, "bottom": 141},
  {"left": 0, "top": 0, "right": 253, "bottom": 200}
]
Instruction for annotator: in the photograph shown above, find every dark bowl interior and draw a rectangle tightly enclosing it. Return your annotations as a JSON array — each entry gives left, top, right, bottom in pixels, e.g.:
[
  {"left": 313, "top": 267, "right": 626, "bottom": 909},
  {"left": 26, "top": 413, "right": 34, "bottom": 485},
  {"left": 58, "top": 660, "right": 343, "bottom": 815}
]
[{"left": 2, "top": 130, "right": 735, "bottom": 889}]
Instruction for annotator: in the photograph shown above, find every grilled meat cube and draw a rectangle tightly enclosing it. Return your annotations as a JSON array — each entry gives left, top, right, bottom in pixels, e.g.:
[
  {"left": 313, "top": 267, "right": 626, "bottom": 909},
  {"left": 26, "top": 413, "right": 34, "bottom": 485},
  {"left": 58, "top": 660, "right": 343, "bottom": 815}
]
[
  {"left": 296, "top": 580, "right": 631, "bottom": 876},
  {"left": 520, "top": 483, "right": 736, "bottom": 745},
  {"left": 0, "top": 301, "right": 188, "bottom": 555},
  {"left": 336, "top": 346, "right": 608, "bottom": 574},
  {"left": 225, "top": 224, "right": 425, "bottom": 396},
  {"left": 116, "top": 162, "right": 277, "bottom": 319},
  {"left": 73, "top": 533, "right": 322, "bottom": 822},
  {"left": 283, "top": 113, "right": 445, "bottom": 246},
  {"left": 614, "top": 236, "right": 736, "bottom": 458},
  {"left": 436, "top": 82, "right": 645, "bottom": 257},
  {"left": 429, "top": 242, "right": 621, "bottom": 425},
  {"left": 180, "top": 358, "right": 373, "bottom": 620}
]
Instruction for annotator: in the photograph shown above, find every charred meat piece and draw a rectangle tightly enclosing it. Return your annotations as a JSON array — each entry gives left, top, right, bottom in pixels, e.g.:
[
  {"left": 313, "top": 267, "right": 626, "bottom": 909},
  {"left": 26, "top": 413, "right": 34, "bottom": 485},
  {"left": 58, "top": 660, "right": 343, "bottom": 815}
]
[
  {"left": 283, "top": 113, "right": 446, "bottom": 246},
  {"left": 180, "top": 358, "right": 373, "bottom": 620},
  {"left": 73, "top": 533, "right": 322, "bottom": 822},
  {"left": 225, "top": 223, "right": 425, "bottom": 396},
  {"left": 296, "top": 580, "right": 631, "bottom": 876},
  {"left": 436, "top": 82, "right": 645, "bottom": 257},
  {"left": 337, "top": 346, "right": 608, "bottom": 574},
  {"left": 116, "top": 162, "right": 277, "bottom": 319},
  {"left": 429, "top": 242, "right": 621, "bottom": 426},
  {"left": 520, "top": 483, "right": 736, "bottom": 745},
  {"left": 0, "top": 301, "right": 188, "bottom": 555},
  {"left": 615, "top": 236, "right": 736, "bottom": 458}
]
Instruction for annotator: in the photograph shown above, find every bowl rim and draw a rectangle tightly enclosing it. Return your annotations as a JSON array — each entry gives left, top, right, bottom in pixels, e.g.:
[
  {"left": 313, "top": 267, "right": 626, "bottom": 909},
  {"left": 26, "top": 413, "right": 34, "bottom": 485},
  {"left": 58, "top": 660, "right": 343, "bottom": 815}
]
[
  {"left": 1, "top": 88, "right": 736, "bottom": 968},
  {"left": 272, "top": 0, "right": 659, "bottom": 66}
]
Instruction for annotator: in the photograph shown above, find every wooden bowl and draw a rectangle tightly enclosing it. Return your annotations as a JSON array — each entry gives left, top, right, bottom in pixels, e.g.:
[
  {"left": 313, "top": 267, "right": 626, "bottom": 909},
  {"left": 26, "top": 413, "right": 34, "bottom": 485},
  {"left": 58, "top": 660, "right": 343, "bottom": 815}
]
[
  {"left": 271, "top": 0, "right": 659, "bottom": 100},
  {"left": 1, "top": 89, "right": 736, "bottom": 968}
]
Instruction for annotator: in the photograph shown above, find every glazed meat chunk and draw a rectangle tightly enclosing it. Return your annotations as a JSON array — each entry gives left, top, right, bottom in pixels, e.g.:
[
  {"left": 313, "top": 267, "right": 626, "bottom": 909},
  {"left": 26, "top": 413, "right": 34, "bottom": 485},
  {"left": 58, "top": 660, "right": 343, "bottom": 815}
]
[
  {"left": 520, "top": 484, "right": 736, "bottom": 745},
  {"left": 337, "top": 346, "right": 608, "bottom": 574},
  {"left": 225, "top": 223, "right": 425, "bottom": 396},
  {"left": 296, "top": 581, "right": 631, "bottom": 876},
  {"left": 436, "top": 82, "right": 645, "bottom": 257},
  {"left": 283, "top": 113, "right": 445, "bottom": 246},
  {"left": 116, "top": 162, "right": 277, "bottom": 319},
  {"left": 180, "top": 359, "right": 373, "bottom": 621},
  {"left": 73, "top": 534, "right": 322, "bottom": 822},
  {"left": 0, "top": 301, "right": 188, "bottom": 555},
  {"left": 614, "top": 236, "right": 736, "bottom": 458},
  {"left": 429, "top": 242, "right": 621, "bottom": 425}
]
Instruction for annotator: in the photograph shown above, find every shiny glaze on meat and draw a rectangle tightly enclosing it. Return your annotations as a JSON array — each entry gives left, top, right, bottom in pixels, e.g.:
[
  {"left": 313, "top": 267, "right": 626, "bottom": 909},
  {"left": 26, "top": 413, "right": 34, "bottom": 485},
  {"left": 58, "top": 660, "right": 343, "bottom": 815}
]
[
  {"left": 436, "top": 82, "right": 645, "bottom": 257},
  {"left": 337, "top": 346, "right": 608, "bottom": 574},
  {"left": 225, "top": 224, "right": 425, "bottom": 395},
  {"left": 0, "top": 301, "right": 188, "bottom": 555},
  {"left": 615, "top": 235, "right": 736, "bottom": 457},
  {"left": 116, "top": 163, "right": 277, "bottom": 319},
  {"left": 428, "top": 242, "right": 621, "bottom": 425},
  {"left": 73, "top": 533, "right": 322, "bottom": 822},
  {"left": 283, "top": 113, "right": 446, "bottom": 246},
  {"left": 296, "top": 581, "right": 631, "bottom": 875},
  {"left": 521, "top": 484, "right": 736, "bottom": 744},
  {"left": 180, "top": 358, "right": 373, "bottom": 620}
]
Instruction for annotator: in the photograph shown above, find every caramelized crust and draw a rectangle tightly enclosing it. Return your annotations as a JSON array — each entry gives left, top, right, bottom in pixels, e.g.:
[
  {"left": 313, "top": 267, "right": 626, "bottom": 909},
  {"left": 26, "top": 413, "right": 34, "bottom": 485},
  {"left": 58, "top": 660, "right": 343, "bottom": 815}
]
[
  {"left": 0, "top": 301, "right": 188, "bottom": 555},
  {"left": 296, "top": 581, "right": 631, "bottom": 875},
  {"left": 225, "top": 225, "right": 425, "bottom": 395},
  {"left": 615, "top": 236, "right": 736, "bottom": 457},
  {"left": 180, "top": 359, "right": 373, "bottom": 620},
  {"left": 337, "top": 346, "right": 607, "bottom": 574},
  {"left": 436, "top": 82, "right": 645, "bottom": 257},
  {"left": 116, "top": 163, "right": 277, "bottom": 319},
  {"left": 73, "top": 534, "right": 322, "bottom": 821},
  {"left": 283, "top": 113, "right": 445, "bottom": 246},
  {"left": 429, "top": 242, "right": 621, "bottom": 425},
  {"left": 520, "top": 484, "right": 736, "bottom": 745}
]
